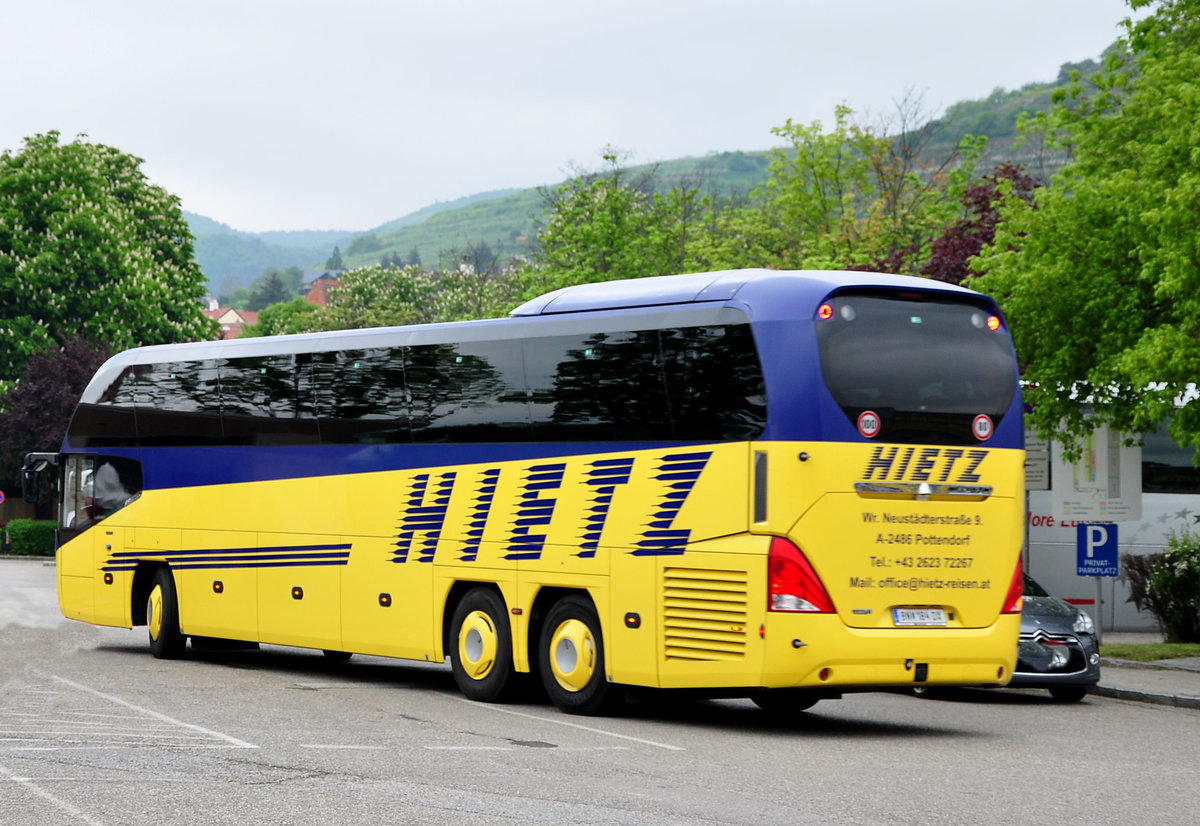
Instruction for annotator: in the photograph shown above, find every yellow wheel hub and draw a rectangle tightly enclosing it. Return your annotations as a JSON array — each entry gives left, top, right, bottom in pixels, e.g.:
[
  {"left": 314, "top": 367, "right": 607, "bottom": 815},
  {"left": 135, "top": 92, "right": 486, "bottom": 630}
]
[
  {"left": 458, "top": 610, "right": 498, "bottom": 681},
  {"left": 549, "top": 618, "right": 595, "bottom": 693},
  {"left": 147, "top": 584, "right": 163, "bottom": 641}
]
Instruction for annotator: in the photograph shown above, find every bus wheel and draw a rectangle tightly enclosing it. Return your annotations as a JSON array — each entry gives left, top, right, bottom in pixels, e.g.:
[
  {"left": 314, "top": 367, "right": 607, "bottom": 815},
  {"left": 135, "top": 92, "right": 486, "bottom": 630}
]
[
  {"left": 146, "top": 568, "right": 186, "bottom": 659},
  {"left": 450, "top": 588, "right": 516, "bottom": 702},
  {"left": 538, "top": 595, "right": 613, "bottom": 715},
  {"left": 750, "top": 689, "right": 820, "bottom": 714},
  {"left": 322, "top": 650, "right": 353, "bottom": 663}
]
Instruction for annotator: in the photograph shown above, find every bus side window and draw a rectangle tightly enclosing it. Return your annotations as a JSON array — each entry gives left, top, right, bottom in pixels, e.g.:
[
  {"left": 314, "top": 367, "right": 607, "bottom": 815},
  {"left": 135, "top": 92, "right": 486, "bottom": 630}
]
[
  {"left": 62, "top": 455, "right": 95, "bottom": 529},
  {"left": 61, "top": 455, "right": 143, "bottom": 529}
]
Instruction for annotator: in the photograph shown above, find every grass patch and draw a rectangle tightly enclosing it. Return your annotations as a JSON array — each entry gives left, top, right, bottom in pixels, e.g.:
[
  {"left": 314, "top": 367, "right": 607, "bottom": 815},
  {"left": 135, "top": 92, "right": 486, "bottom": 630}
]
[{"left": 1101, "top": 642, "right": 1200, "bottom": 661}]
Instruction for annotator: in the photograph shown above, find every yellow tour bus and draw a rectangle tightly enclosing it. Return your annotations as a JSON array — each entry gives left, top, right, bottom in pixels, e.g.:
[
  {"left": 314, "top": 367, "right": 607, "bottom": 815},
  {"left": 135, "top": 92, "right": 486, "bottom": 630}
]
[{"left": 27, "top": 269, "right": 1025, "bottom": 715}]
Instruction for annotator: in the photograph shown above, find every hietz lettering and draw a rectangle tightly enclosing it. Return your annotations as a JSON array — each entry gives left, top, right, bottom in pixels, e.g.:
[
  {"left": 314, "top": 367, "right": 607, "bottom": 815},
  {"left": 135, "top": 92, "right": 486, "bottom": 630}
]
[
  {"left": 392, "top": 451, "right": 710, "bottom": 564},
  {"left": 862, "top": 447, "right": 987, "bottom": 483}
]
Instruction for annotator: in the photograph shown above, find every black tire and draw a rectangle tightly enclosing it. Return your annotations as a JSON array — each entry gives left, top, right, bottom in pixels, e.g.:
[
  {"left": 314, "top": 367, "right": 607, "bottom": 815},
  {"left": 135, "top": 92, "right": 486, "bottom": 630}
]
[
  {"left": 146, "top": 567, "right": 186, "bottom": 659},
  {"left": 322, "top": 650, "right": 353, "bottom": 663},
  {"left": 751, "top": 689, "right": 820, "bottom": 714},
  {"left": 1049, "top": 685, "right": 1088, "bottom": 702},
  {"left": 449, "top": 588, "right": 517, "bottom": 702},
  {"left": 538, "top": 595, "right": 614, "bottom": 715}
]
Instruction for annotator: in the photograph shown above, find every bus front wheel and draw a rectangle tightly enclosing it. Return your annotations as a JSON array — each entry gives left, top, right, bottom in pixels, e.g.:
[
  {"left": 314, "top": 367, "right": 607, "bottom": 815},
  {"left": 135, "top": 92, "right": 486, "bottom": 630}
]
[
  {"left": 450, "top": 588, "right": 516, "bottom": 702},
  {"left": 146, "top": 568, "right": 186, "bottom": 659},
  {"left": 538, "top": 595, "right": 613, "bottom": 715}
]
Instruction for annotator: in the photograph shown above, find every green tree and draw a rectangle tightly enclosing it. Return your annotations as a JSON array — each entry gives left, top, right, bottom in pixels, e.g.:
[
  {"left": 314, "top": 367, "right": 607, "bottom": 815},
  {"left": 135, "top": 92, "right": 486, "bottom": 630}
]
[
  {"left": 325, "top": 245, "right": 344, "bottom": 271},
  {"left": 246, "top": 268, "right": 292, "bottom": 311},
  {"left": 696, "top": 100, "right": 982, "bottom": 275},
  {"left": 240, "top": 297, "right": 320, "bottom": 337},
  {"left": 315, "top": 264, "right": 436, "bottom": 330},
  {"left": 973, "top": 0, "right": 1200, "bottom": 453},
  {"left": 0, "top": 132, "right": 216, "bottom": 384},
  {"left": 527, "top": 149, "right": 706, "bottom": 295}
]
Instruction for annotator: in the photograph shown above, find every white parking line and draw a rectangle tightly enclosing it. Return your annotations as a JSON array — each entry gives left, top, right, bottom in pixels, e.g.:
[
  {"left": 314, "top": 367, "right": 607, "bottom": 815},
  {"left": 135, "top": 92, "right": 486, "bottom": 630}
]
[
  {"left": 0, "top": 761, "right": 105, "bottom": 826},
  {"left": 47, "top": 674, "right": 258, "bottom": 749},
  {"left": 453, "top": 698, "right": 685, "bottom": 751}
]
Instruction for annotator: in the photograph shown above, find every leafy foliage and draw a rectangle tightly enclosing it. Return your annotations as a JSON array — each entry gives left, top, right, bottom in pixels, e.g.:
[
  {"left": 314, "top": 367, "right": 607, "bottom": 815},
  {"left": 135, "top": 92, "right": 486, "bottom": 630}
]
[
  {"left": 694, "top": 101, "right": 984, "bottom": 275},
  {"left": 923, "top": 163, "right": 1039, "bottom": 284},
  {"left": 1122, "top": 530, "right": 1200, "bottom": 643},
  {"left": 4, "top": 519, "right": 57, "bottom": 556},
  {"left": 0, "top": 337, "right": 112, "bottom": 491},
  {"left": 974, "top": 0, "right": 1200, "bottom": 455},
  {"left": 0, "top": 132, "right": 215, "bottom": 383},
  {"left": 318, "top": 264, "right": 438, "bottom": 329},
  {"left": 241, "top": 297, "right": 320, "bottom": 337},
  {"left": 527, "top": 150, "right": 706, "bottom": 294}
]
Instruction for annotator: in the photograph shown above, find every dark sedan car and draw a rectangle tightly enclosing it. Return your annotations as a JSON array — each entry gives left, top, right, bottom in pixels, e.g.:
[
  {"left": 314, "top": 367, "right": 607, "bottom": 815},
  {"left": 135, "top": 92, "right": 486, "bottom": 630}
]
[{"left": 1010, "top": 574, "right": 1101, "bottom": 701}]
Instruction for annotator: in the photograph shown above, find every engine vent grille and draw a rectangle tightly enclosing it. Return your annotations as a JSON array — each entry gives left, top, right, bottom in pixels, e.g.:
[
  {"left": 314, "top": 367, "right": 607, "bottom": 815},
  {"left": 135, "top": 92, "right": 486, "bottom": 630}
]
[{"left": 663, "top": 567, "right": 749, "bottom": 661}]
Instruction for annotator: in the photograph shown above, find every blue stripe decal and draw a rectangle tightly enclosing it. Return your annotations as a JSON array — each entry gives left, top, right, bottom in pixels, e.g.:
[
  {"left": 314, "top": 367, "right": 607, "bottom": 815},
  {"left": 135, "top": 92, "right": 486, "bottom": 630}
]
[
  {"left": 632, "top": 451, "right": 712, "bottom": 556},
  {"left": 504, "top": 463, "right": 565, "bottom": 560},
  {"left": 102, "top": 543, "right": 351, "bottom": 572},
  {"left": 578, "top": 456, "right": 634, "bottom": 558},
  {"left": 393, "top": 472, "right": 455, "bottom": 563}
]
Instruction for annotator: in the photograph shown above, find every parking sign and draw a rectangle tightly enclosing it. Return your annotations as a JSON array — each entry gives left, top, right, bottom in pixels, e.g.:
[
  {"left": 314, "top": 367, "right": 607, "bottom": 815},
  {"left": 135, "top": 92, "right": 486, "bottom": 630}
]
[{"left": 1076, "top": 523, "right": 1119, "bottom": 577}]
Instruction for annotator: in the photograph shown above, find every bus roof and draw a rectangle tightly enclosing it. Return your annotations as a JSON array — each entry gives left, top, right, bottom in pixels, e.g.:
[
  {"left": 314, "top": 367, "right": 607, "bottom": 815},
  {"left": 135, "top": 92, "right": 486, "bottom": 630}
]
[
  {"left": 88, "top": 269, "right": 987, "bottom": 378},
  {"left": 509, "top": 268, "right": 979, "bottom": 316}
]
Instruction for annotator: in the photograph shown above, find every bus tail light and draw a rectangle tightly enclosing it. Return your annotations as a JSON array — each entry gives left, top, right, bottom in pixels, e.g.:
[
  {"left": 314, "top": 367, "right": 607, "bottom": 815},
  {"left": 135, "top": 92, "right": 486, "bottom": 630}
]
[
  {"left": 1001, "top": 555, "right": 1024, "bottom": 613},
  {"left": 768, "top": 536, "right": 835, "bottom": 613}
]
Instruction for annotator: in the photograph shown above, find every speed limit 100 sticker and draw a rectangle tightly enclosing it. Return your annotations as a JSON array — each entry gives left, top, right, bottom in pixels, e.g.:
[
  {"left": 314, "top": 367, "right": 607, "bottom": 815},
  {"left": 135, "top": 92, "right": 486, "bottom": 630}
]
[
  {"left": 972, "top": 414, "right": 994, "bottom": 441},
  {"left": 858, "top": 410, "right": 881, "bottom": 438}
]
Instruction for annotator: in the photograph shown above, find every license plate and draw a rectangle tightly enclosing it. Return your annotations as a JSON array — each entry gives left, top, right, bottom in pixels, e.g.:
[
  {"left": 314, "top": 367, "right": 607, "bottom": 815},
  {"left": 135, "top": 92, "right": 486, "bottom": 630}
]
[{"left": 892, "top": 608, "right": 947, "bottom": 626}]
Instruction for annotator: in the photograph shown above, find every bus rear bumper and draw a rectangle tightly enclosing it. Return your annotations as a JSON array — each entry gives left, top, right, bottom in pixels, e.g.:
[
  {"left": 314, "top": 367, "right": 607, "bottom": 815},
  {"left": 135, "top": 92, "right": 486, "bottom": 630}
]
[{"left": 756, "top": 613, "right": 1021, "bottom": 690}]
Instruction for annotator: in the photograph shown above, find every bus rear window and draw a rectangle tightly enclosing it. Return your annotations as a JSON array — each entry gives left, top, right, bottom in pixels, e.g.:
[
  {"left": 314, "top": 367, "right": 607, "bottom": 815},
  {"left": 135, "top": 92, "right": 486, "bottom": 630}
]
[{"left": 815, "top": 292, "right": 1017, "bottom": 445}]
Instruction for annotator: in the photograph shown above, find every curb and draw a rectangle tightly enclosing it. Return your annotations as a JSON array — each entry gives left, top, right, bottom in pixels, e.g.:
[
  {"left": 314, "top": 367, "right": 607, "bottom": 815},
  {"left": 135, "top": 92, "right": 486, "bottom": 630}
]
[{"left": 1093, "top": 684, "right": 1200, "bottom": 710}]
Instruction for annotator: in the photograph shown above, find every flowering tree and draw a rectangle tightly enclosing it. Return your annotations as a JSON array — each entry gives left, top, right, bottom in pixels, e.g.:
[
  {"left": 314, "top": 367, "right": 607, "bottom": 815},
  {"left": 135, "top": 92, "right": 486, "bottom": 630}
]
[
  {"left": 0, "top": 132, "right": 215, "bottom": 385},
  {"left": 316, "top": 264, "right": 438, "bottom": 330}
]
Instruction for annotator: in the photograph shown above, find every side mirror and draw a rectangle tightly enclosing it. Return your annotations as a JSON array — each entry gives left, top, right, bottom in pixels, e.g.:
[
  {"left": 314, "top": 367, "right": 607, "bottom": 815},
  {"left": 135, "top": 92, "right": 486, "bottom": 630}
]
[
  {"left": 22, "top": 466, "right": 40, "bottom": 504},
  {"left": 21, "top": 453, "right": 57, "bottom": 505}
]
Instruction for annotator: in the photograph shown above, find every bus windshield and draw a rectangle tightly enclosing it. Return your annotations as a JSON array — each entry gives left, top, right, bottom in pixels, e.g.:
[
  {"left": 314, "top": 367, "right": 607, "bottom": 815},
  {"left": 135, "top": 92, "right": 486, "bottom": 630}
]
[{"left": 816, "top": 291, "right": 1017, "bottom": 445}]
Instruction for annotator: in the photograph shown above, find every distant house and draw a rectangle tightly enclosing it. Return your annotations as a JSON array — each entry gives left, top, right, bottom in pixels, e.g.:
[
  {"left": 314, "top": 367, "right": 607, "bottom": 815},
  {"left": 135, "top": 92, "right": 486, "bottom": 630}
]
[
  {"left": 203, "top": 307, "right": 259, "bottom": 340},
  {"left": 303, "top": 272, "right": 340, "bottom": 307}
]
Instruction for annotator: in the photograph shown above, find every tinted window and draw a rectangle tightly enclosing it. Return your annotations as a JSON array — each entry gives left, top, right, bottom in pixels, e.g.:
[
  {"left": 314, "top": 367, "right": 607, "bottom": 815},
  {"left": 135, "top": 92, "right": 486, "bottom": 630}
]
[
  {"left": 660, "top": 325, "right": 766, "bottom": 440},
  {"left": 527, "top": 330, "right": 669, "bottom": 441},
  {"left": 67, "top": 367, "right": 142, "bottom": 448},
  {"left": 221, "top": 355, "right": 320, "bottom": 445},
  {"left": 408, "top": 340, "right": 530, "bottom": 442},
  {"left": 136, "top": 361, "right": 223, "bottom": 446},
  {"left": 817, "top": 292, "right": 1017, "bottom": 445},
  {"left": 319, "top": 348, "right": 410, "bottom": 444}
]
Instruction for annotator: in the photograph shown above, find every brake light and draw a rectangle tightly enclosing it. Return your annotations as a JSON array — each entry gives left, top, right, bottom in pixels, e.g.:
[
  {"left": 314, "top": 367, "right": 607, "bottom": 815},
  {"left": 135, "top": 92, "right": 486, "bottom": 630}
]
[
  {"left": 1001, "top": 555, "right": 1024, "bottom": 613},
  {"left": 768, "top": 536, "right": 835, "bottom": 613}
]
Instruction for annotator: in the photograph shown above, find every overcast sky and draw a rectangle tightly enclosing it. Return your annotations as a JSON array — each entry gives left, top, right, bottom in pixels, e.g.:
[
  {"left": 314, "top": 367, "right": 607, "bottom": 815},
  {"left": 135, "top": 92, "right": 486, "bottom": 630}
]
[{"left": 3, "top": 0, "right": 1138, "bottom": 233}]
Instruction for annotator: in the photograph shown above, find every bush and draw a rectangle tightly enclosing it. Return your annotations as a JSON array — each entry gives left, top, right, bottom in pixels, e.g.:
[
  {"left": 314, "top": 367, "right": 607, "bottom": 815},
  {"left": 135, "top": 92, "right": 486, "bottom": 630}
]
[
  {"left": 5, "top": 518, "right": 57, "bottom": 556},
  {"left": 1122, "top": 530, "right": 1200, "bottom": 643}
]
